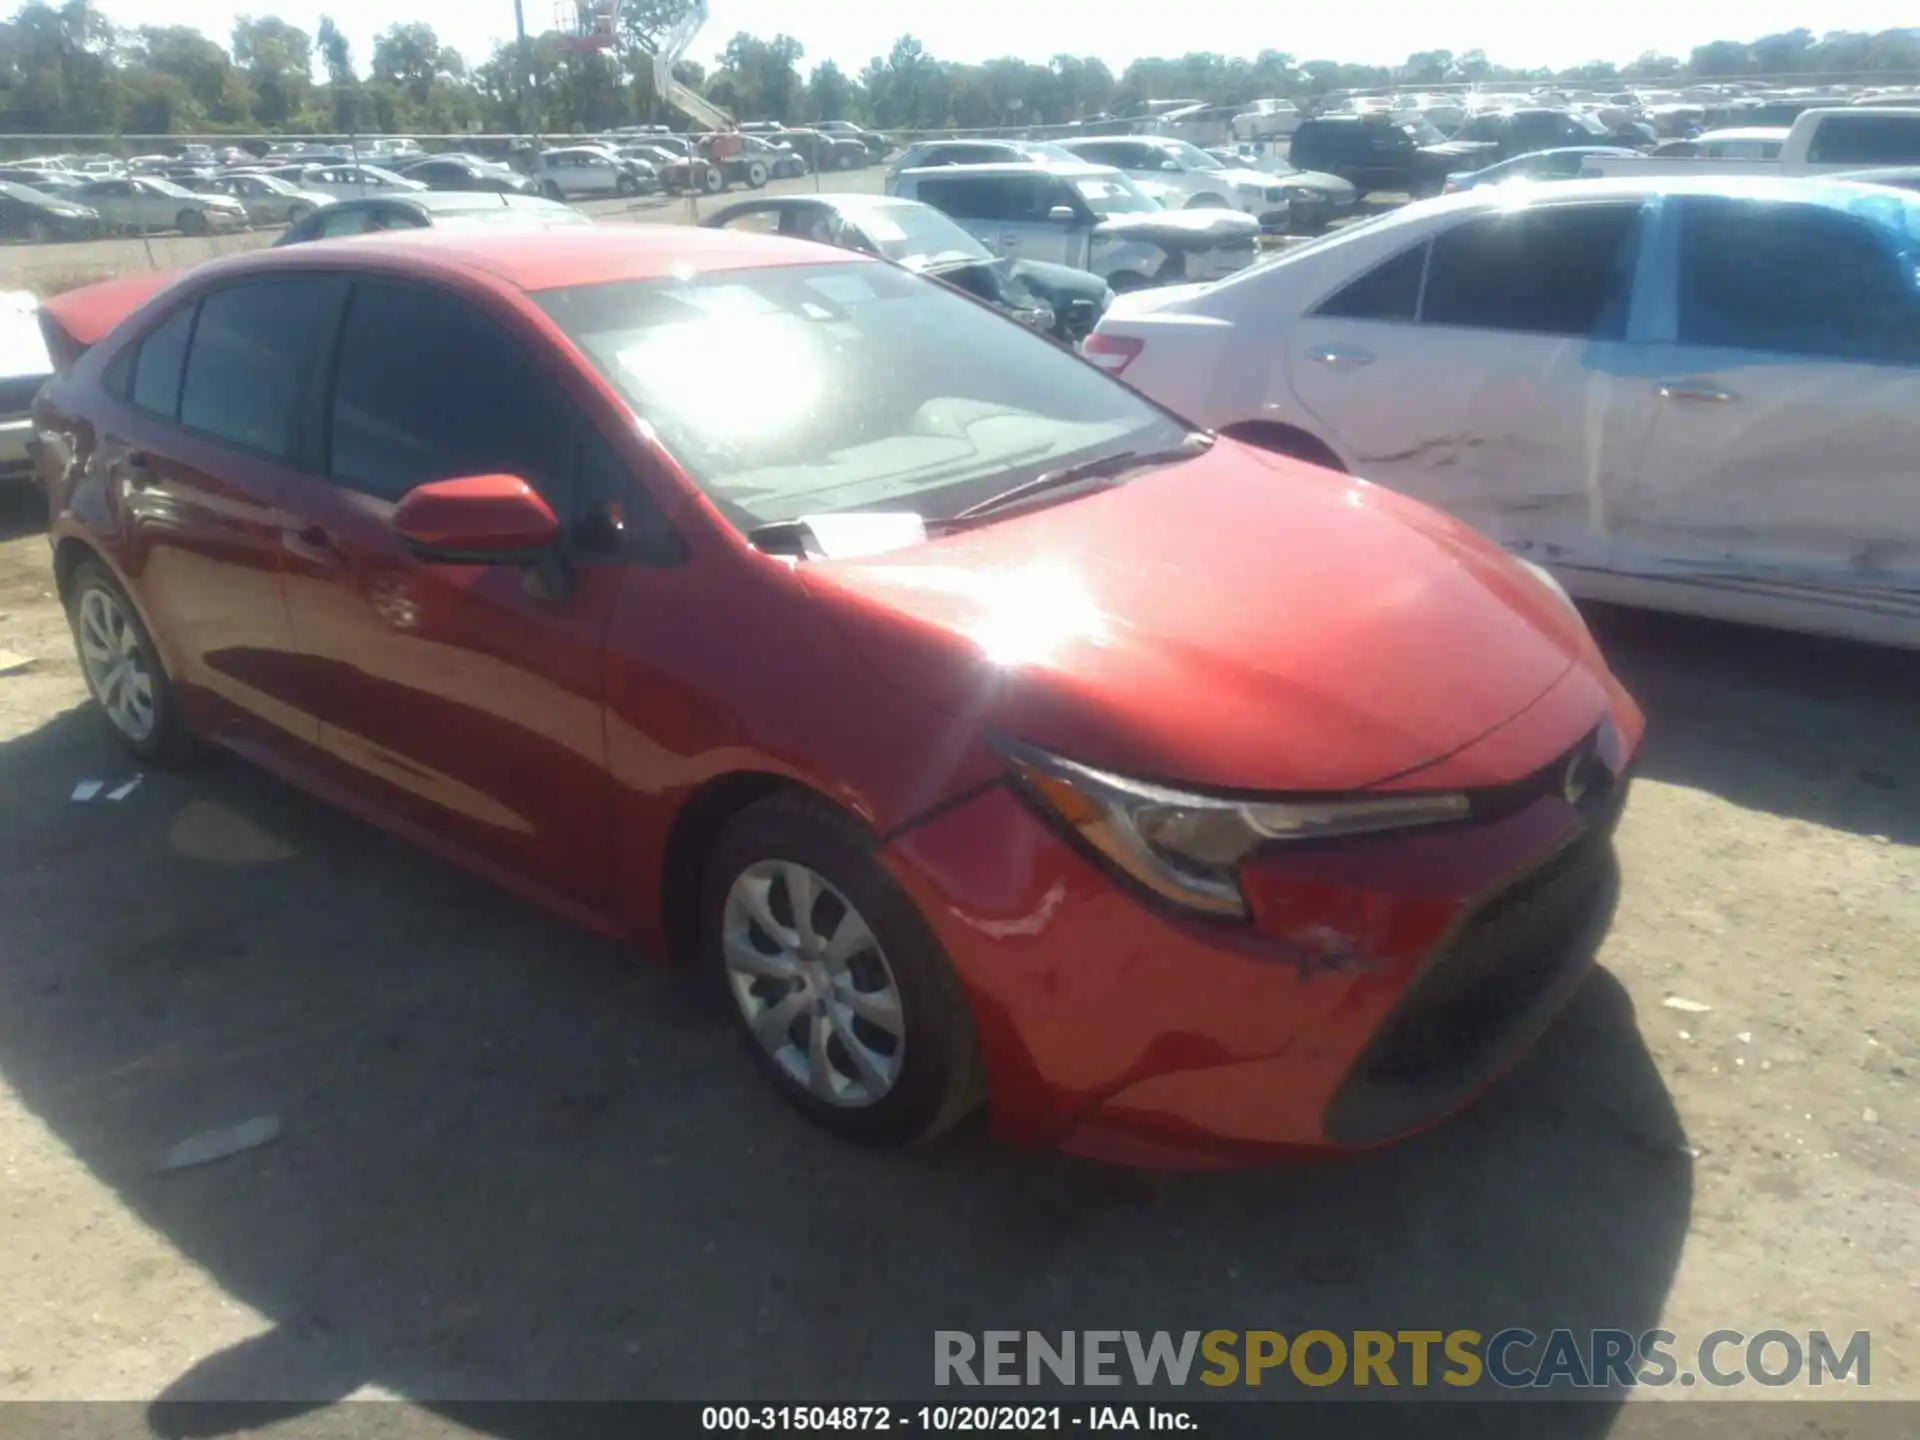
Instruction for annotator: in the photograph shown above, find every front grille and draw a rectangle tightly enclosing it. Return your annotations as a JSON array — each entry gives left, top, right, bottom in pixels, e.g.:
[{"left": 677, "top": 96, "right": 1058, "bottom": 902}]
[
  {"left": 1323, "top": 750, "right": 1629, "bottom": 1145},
  {"left": 0, "top": 374, "right": 45, "bottom": 416}
]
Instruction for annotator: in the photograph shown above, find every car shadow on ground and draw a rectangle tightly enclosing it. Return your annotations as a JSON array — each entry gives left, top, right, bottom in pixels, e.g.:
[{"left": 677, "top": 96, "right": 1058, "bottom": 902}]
[
  {"left": 1583, "top": 602, "right": 1920, "bottom": 845},
  {"left": 0, "top": 476, "right": 46, "bottom": 543},
  {"left": 0, "top": 700, "right": 1687, "bottom": 1437}
]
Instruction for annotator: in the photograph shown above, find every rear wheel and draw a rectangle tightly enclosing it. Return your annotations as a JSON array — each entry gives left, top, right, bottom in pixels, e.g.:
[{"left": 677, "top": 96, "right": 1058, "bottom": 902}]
[
  {"left": 703, "top": 791, "right": 985, "bottom": 1146},
  {"left": 177, "top": 208, "right": 207, "bottom": 236},
  {"left": 701, "top": 164, "right": 726, "bottom": 194},
  {"left": 745, "top": 161, "right": 769, "bottom": 189},
  {"left": 65, "top": 560, "right": 193, "bottom": 764}
]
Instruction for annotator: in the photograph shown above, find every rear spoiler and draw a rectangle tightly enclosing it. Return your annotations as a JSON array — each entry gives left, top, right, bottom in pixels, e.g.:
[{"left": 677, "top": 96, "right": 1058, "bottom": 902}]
[{"left": 36, "top": 270, "right": 177, "bottom": 375}]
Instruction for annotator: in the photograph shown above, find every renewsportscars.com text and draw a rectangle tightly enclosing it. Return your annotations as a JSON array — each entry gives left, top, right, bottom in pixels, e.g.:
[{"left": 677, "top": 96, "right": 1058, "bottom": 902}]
[{"left": 934, "top": 1329, "right": 1871, "bottom": 1390}]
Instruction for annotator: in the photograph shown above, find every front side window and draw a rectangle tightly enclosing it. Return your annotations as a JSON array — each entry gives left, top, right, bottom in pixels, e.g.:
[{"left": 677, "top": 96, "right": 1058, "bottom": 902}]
[
  {"left": 913, "top": 176, "right": 1037, "bottom": 222},
  {"left": 326, "top": 280, "right": 572, "bottom": 505},
  {"left": 534, "top": 261, "right": 1187, "bottom": 530},
  {"left": 1421, "top": 202, "right": 1643, "bottom": 337},
  {"left": 178, "top": 277, "right": 343, "bottom": 458},
  {"left": 1674, "top": 195, "right": 1920, "bottom": 364}
]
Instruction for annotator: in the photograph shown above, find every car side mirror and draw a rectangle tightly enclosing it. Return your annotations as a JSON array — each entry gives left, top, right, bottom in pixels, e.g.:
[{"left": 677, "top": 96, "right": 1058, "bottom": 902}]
[
  {"left": 1048, "top": 204, "right": 1077, "bottom": 223},
  {"left": 393, "top": 474, "right": 560, "bottom": 560}
]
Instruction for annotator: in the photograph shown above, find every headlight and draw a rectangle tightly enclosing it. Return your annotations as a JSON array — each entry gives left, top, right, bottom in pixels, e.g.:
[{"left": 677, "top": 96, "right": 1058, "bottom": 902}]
[{"left": 1001, "top": 743, "right": 1471, "bottom": 919}]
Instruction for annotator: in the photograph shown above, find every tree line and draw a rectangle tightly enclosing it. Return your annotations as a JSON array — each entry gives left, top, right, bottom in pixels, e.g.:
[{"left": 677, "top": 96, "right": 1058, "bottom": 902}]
[{"left": 1, "top": 2, "right": 1916, "bottom": 138}]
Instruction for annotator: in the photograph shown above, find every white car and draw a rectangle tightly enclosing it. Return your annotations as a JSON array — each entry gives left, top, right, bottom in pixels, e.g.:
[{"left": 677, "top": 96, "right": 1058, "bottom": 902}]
[
  {"left": 0, "top": 289, "right": 51, "bottom": 483},
  {"left": 68, "top": 177, "right": 248, "bottom": 234},
  {"left": 537, "top": 146, "right": 647, "bottom": 199},
  {"left": 1055, "top": 136, "right": 1296, "bottom": 229},
  {"left": 1085, "top": 175, "right": 1920, "bottom": 649},
  {"left": 292, "top": 163, "right": 425, "bottom": 200},
  {"left": 1231, "top": 99, "right": 1303, "bottom": 141}
]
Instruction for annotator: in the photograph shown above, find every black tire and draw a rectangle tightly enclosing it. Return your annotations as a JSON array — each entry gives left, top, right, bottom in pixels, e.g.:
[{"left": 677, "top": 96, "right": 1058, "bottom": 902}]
[
  {"left": 542, "top": 180, "right": 564, "bottom": 201},
  {"left": 745, "top": 161, "right": 768, "bottom": 189},
  {"left": 702, "top": 790, "right": 985, "bottom": 1147},
  {"left": 701, "top": 164, "right": 726, "bottom": 195},
  {"left": 64, "top": 558, "right": 195, "bottom": 765},
  {"left": 177, "top": 208, "right": 207, "bottom": 236},
  {"left": 615, "top": 173, "right": 639, "bottom": 197},
  {"left": 285, "top": 202, "right": 312, "bottom": 224}
]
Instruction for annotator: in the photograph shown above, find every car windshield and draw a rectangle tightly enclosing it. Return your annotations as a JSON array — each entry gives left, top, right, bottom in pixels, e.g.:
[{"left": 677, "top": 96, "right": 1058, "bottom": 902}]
[
  {"left": 141, "top": 177, "right": 194, "bottom": 198},
  {"left": 1021, "top": 142, "right": 1077, "bottom": 162},
  {"left": 857, "top": 203, "right": 992, "bottom": 268},
  {"left": 1070, "top": 175, "right": 1160, "bottom": 215},
  {"left": 1399, "top": 120, "right": 1447, "bottom": 144},
  {"left": 1165, "top": 141, "right": 1220, "bottom": 169},
  {"left": 534, "top": 261, "right": 1184, "bottom": 530},
  {"left": 0, "top": 181, "right": 49, "bottom": 202}
]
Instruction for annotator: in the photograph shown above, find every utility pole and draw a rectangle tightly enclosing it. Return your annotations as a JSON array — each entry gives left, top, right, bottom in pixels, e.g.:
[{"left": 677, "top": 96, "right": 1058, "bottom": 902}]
[{"left": 512, "top": 0, "right": 541, "bottom": 156}]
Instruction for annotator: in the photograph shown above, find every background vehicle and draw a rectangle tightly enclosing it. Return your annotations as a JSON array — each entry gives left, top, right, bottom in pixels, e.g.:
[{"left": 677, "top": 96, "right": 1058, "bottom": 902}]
[
  {"left": 0, "top": 181, "right": 102, "bottom": 241},
  {"left": 812, "top": 119, "right": 890, "bottom": 161},
  {"left": 68, "top": 177, "right": 247, "bottom": 234},
  {"left": 894, "top": 161, "right": 1260, "bottom": 290},
  {"left": 33, "top": 224, "right": 1641, "bottom": 1164},
  {"left": 401, "top": 157, "right": 541, "bottom": 196},
  {"left": 183, "top": 172, "right": 332, "bottom": 226},
  {"left": 539, "top": 145, "right": 652, "bottom": 199},
  {"left": 1204, "top": 148, "right": 1359, "bottom": 231},
  {"left": 1055, "top": 136, "right": 1293, "bottom": 227},
  {"left": 1085, "top": 176, "right": 1920, "bottom": 649},
  {"left": 1443, "top": 146, "right": 1642, "bottom": 191},
  {"left": 1449, "top": 108, "right": 1625, "bottom": 163},
  {"left": 0, "top": 167, "right": 85, "bottom": 195},
  {"left": 769, "top": 128, "right": 868, "bottom": 171},
  {"left": 1581, "top": 107, "right": 1920, "bottom": 176},
  {"left": 656, "top": 138, "right": 770, "bottom": 195},
  {"left": 1231, "top": 98, "right": 1303, "bottom": 141},
  {"left": 0, "top": 288, "right": 50, "bottom": 482},
  {"left": 1838, "top": 165, "right": 1920, "bottom": 192},
  {"left": 739, "top": 134, "right": 806, "bottom": 179},
  {"left": 1289, "top": 115, "right": 1488, "bottom": 197},
  {"left": 701, "top": 193, "right": 1112, "bottom": 344},
  {"left": 275, "top": 192, "right": 589, "bottom": 245},
  {"left": 887, "top": 139, "right": 1073, "bottom": 188},
  {"left": 287, "top": 163, "right": 426, "bottom": 200}
]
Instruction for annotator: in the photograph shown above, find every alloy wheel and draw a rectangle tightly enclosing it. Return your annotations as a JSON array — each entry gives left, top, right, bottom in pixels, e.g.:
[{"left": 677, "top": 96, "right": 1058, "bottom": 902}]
[
  {"left": 721, "top": 859, "right": 905, "bottom": 1107},
  {"left": 76, "top": 586, "right": 156, "bottom": 742}
]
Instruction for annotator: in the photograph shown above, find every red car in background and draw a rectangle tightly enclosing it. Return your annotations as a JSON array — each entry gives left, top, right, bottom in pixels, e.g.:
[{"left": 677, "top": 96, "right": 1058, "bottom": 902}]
[{"left": 32, "top": 226, "right": 1642, "bottom": 1168}]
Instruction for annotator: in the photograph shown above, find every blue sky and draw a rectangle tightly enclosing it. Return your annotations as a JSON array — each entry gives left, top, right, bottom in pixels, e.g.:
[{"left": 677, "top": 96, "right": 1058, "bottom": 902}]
[{"left": 111, "top": 1, "right": 1918, "bottom": 76}]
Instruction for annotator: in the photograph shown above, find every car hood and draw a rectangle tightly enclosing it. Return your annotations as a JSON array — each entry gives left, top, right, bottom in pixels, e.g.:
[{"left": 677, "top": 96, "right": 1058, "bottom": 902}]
[
  {"left": 1280, "top": 169, "right": 1358, "bottom": 197},
  {"left": 1005, "top": 258, "right": 1110, "bottom": 302},
  {"left": 797, "top": 442, "right": 1598, "bottom": 793},
  {"left": 1094, "top": 208, "right": 1260, "bottom": 248}
]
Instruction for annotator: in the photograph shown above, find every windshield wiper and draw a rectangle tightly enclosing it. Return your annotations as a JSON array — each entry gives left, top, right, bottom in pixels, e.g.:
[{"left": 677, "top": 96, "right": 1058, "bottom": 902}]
[{"left": 940, "top": 432, "right": 1215, "bottom": 527}]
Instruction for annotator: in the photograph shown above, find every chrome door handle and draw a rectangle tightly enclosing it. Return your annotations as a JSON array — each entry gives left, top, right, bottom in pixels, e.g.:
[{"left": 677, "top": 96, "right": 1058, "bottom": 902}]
[
  {"left": 1654, "top": 381, "right": 1736, "bottom": 403},
  {"left": 1308, "top": 346, "right": 1375, "bottom": 367}
]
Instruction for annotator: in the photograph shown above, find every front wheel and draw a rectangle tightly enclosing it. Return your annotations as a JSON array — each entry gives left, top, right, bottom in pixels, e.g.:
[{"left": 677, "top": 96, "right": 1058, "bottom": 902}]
[
  {"left": 177, "top": 209, "right": 207, "bottom": 236},
  {"left": 66, "top": 559, "right": 193, "bottom": 764},
  {"left": 701, "top": 164, "right": 726, "bottom": 194},
  {"left": 615, "top": 173, "right": 639, "bottom": 197},
  {"left": 745, "top": 161, "right": 768, "bottom": 189},
  {"left": 703, "top": 791, "right": 985, "bottom": 1146},
  {"left": 285, "top": 202, "right": 312, "bottom": 223}
]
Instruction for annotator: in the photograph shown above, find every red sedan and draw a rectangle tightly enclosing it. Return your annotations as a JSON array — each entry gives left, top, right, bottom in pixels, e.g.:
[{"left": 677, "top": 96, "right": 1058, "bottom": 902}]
[{"left": 32, "top": 227, "right": 1642, "bottom": 1168}]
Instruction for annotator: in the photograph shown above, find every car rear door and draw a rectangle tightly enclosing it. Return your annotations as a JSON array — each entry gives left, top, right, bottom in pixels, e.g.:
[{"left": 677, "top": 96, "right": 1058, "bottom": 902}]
[
  {"left": 1285, "top": 198, "right": 1651, "bottom": 572},
  {"left": 271, "top": 275, "right": 646, "bottom": 918},
  {"left": 1601, "top": 193, "right": 1920, "bottom": 604},
  {"left": 92, "top": 275, "right": 345, "bottom": 748}
]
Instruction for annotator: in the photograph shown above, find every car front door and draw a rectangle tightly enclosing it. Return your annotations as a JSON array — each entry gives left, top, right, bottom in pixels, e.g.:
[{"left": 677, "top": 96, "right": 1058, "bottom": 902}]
[
  {"left": 271, "top": 275, "right": 641, "bottom": 917},
  {"left": 1286, "top": 199, "right": 1650, "bottom": 571},
  {"left": 95, "top": 276, "right": 345, "bottom": 748},
  {"left": 1601, "top": 193, "right": 1920, "bottom": 602}
]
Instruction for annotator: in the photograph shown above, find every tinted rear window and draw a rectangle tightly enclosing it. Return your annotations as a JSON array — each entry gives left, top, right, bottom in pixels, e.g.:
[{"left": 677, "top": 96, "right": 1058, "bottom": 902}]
[{"left": 179, "top": 277, "right": 342, "bottom": 458}]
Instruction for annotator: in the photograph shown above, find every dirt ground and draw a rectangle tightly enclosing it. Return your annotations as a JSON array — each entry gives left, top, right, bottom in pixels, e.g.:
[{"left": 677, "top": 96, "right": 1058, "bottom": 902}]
[{"left": 0, "top": 372, "right": 1914, "bottom": 1419}]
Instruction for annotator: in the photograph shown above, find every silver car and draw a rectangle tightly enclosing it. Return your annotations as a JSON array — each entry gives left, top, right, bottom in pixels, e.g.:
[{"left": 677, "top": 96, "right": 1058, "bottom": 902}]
[
  {"left": 186, "top": 172, "right": 333, "bottom": 226},
  {"left": 68, "top": 176, "right": 248, "bottom": 234}
]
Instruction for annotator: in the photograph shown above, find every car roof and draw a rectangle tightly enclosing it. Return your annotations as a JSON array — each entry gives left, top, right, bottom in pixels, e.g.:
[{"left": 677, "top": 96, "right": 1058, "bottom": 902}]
[
  {"left": 1379, "top": 173, "right": 1920, "bottom": 222},
  {"left": 897, "top": 160, "right": 1117, "bottom": 180},
  {"left": 231, "top": 222, "right": 847, "bottom": 292}
]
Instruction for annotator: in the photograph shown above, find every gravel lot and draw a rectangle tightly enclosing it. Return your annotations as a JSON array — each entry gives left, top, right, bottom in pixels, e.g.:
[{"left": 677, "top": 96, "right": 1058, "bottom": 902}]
[{"left": 0, "top": 174, "right": 1912, "bottom": 1424}]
